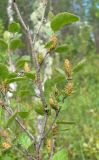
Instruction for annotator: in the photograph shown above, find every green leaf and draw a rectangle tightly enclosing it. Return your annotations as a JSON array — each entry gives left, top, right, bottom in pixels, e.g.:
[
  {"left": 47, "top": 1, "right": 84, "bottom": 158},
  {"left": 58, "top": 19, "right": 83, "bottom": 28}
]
[
  {"left": 0, "top": 39, "right": 8, "bottom": 52},
  {"left": 10, "top": 38, "right": 23, "bottom": 50},
  {"left": 51, "top": 12, "right": 79, "bottom": 32},
  {"left": 53, "top": 149, "right": 68, "bottom": 160},
  {"left": 60, "top": 128, "right": 69, "bottom": 132},
  {"left": 7, "top": 77, "right": 26, "bottom": 84},
  {"left": 18, "top": 112, "right": 29, "bottom": 118},
  {"left": 34, "top": 100, "right": 45, "bottom": 116},
  {"left": 8, "top": 72, "right": 17, "bottom": 79},
  {"left": 18, "top": 133, "right": 32, "bottom": 149},
  {"left": 44, "top": 75, "right": 66, "bottom": 98},
  {"left": 56, "top": 121, "right": 75, "bottom": 125},
  {"left": 16, "top": 56, "right": 30, "bottom": 68},
  {"left": 8, "top": 22, "right": 20, "bottom": 33},
  {"left": 0, "top": 63, "right": 9, "bottom": 81},
  {"left": 1, "top": 156, "right": 13, "bottom": 160},
  {"left": 45, "top": 40, "right": 53, "bottom": 49},
  {"left": 24, "top": 71, "right": 36, "bottom": 80},
  {"left": 73, "top": 58, "right": 86, "bottom": 72},
  {"left": 18, "top": 89, "right": 35, "bottom": 97},
  {"left": 3, "top": 31, "right": 12, "bottom": 41},
  {"left": 55, "top": 68, "right": 65, "bottom": 77},
  {"left": 55, "top": 45, "right": 68, "bottom": 53},
  {"left": 5, "top": 112, "right": 17, "bottom": 128}
]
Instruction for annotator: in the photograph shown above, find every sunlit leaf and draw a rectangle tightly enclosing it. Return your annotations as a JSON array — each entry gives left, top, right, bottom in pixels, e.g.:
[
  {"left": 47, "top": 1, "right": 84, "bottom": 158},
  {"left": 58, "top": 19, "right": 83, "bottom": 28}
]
[
  {"left": 18, "top": 133, "right": 32, "bottom": 149},
  {"left": 51, "top": 12, "right": 79, "bottom": 32},
  {"left": 8, "top": 22, "right": 20, "bottom": 33},
  {"left": 53, "top": 149, "right": 68, "bottom": 160}
]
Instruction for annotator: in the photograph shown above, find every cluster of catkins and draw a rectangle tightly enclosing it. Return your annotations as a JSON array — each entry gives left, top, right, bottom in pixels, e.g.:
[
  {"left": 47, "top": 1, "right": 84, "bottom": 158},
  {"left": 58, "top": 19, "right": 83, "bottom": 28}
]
[
  {"left": 64, "top": 59, "right": 73, "bottom": 95},
  {"left": 49, "top": 58, "right": 73, "bottom": 112}
]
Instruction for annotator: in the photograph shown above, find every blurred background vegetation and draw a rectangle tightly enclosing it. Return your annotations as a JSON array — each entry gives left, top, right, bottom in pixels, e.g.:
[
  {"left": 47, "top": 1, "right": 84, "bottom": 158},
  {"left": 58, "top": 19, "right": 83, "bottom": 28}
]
[{"left": 0, "top": 0, "right": 99, "bottom": 160}]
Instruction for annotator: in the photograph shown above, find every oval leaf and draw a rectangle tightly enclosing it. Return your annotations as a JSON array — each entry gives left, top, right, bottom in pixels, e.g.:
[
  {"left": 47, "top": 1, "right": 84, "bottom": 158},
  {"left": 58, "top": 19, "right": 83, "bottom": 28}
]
[
  {"left": 24, "top": 71, "right": 36, "bottom": 80},
  {"left": 10, "top": 38, "right": 23, "bottom": 50},
  {"left": 55, "top": 45, "right": 68, "bottom": 53},
  {"left": 16, "top": 56, "right": 30, "bottom": 68},
  {"left": 51, "top": 12, "right": 79, "bottom": 32},
  {"left": 53, "top": 149, "right": 68, "bottom": 160},
  {"left": 34, "top": 101, "right": 45, "bottom": 116},
  {"left": 8, "top": 22, "right": 20, "bottom": 33}
]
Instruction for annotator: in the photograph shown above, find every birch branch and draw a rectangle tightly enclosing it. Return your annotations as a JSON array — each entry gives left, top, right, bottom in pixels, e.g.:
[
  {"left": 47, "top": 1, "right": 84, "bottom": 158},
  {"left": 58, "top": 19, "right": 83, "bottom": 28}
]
[
  {"left": 42, "top": 109, "right": 60, "bottom": 140},
  {"left": 13, "top": 1, "right": 28, "bottom": 32},
  {"left": 0, "top": 92, "right": 35, "bottom": 143},
  {"left": 32, "top": 1, "right": 47, "bottom": 45},
  {"left": 13, "top": 0, "right": 47, "bottom": 111},
  {"left": 13, "top": 1, "right": 50, "bottom": 159}
]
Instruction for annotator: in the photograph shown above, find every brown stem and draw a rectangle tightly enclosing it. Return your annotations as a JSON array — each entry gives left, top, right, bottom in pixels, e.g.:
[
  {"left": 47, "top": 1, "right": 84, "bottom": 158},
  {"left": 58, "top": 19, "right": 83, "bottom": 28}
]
[{"left": 13, "top": 1, "right": 28, "bottom": 32}]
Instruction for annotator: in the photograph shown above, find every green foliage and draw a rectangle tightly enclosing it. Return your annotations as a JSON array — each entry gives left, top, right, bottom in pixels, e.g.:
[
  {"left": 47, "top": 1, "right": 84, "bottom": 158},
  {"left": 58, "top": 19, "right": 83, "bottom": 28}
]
[
  {"left": 0, "top": 39, "right": 8, "bottom": 52},
  {"left": 0, "top": 0, "right": 99, "bottom": 159},
  {"left": 0, "top": 63, "right": 9, "bottom": 81},
  {"left": 4, "top": 112, "right": 17, "bottom": 128},
  {"left": 16, "top": 56, "right": 30, "bottom": 68},
  {"left": 18, "top": 133, "right": 32, "bottom": 149},
  {"left": 8, "top": 22, "right": 21, "bottom": 33},
  {"left": 45, "top": 40, "right": 54, "bottom": 49},
  {"left": 55, "top": 45, "right": 68, "bottom": 53},
  {"left": 34, "top": 100, "right": 45, "bottom": 115},
  {"left": 51, "top": 12, "right": 79, "bottom": 32},
  {"left": 9, "top": 38, "right": 23, "bottom": 50},
  {"left": 73, "top": 58, "right": 86, "bottom": 73},
  {"left": 53, "top": 149, "right": 68, "bottom": 160}
]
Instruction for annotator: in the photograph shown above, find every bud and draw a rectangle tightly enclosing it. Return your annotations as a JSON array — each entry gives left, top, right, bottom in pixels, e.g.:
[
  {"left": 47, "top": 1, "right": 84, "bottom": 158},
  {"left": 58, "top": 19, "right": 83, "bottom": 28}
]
[
  {"left": 46, "top": 139, "right": 53, "bottom": 153},
  {"left": 49, "top": 35, "right": 57, "bottom": 51},
  {"left": 64, "top": 59, "right": 72, "bottom": 78},
  {"left": 37, "top": 53, "right": 43, "bottom": 64},
  {"left": 2, "top": 141, "right": 11, "bottom": 149},
  {"left": 3, "top": 31, "right": 12, "bottom": 41},
  {"left": 52, "top": 124, "right": 58, "bottom": 135},
  {"left": 24, "top": 62, "right": 30, "bottom": 72},
  {"left": 65, "top": 82, "right": 73, "bottom": 95},
  {"left": 49, "top": 97, "right": 58, "bottom": 111}
]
